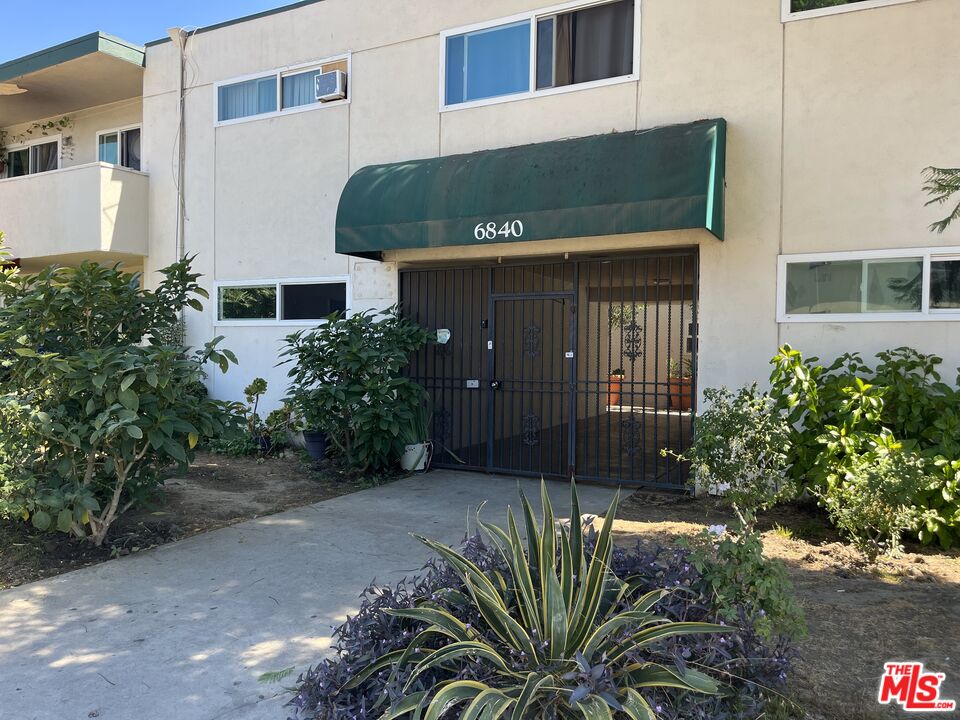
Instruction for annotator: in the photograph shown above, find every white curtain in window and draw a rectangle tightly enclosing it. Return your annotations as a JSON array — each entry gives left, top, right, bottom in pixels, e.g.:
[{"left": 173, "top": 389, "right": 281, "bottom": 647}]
[
  {"left": 282, "top": 70, "right": 319, "bottom": 108},
  {"left": 31, "top": 141, "right": 59, "bottom": 173},
  {"left": 218, "top": 77, "right": 277, "bottom": 121}
]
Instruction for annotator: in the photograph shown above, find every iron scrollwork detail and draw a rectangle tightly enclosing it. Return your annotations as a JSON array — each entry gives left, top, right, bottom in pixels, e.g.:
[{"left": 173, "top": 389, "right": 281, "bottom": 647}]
[
  {"left": 522, "top": 412, "right": 541, "bottom": 446},
  {"left": 623, "top": 323, "right": 643, "bottom": 361},
  {"left": 522, "top": 324, "right": 542, "bottom": 358}
]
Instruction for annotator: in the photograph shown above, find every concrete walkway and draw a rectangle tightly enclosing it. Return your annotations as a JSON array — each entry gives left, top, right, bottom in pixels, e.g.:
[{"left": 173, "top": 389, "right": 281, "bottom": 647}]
[{"left": 0, "top": 471, "right": 617, "bottom": 720}]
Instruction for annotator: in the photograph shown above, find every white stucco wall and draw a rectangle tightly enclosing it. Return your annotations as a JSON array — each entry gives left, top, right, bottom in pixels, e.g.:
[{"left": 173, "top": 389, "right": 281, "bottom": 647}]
[
  {"left": 779, "top": 0, "right": 960, "bottom": 375},
  {"left": 140, "top": 0, "right": 960, "bottom": 410}
]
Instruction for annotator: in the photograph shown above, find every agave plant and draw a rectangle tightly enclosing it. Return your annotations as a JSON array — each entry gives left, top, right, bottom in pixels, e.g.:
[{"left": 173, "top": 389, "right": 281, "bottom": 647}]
[{"left": 342, "top": 481, "right": 724, "bottom": 720}]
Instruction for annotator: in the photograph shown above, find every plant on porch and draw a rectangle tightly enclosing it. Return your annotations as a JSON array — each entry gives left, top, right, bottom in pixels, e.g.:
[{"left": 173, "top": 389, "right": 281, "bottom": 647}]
[{"left": 0, "top": 244, "right": 242, "bottom": 546}]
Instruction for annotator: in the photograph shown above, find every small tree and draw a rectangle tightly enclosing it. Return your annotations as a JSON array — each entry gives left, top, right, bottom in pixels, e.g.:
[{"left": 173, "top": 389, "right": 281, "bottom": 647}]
[
  {"left": 0, "top": 241, "right": 242, "bottom": 546},
  {"left": 281, "top": 307, "right": 431, "bottom": 471}
]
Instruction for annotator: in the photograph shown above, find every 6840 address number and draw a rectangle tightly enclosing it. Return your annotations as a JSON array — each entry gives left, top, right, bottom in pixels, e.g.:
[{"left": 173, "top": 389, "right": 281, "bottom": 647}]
[{"left": 474, "top": 220, "right": 524, "bottom": 241}]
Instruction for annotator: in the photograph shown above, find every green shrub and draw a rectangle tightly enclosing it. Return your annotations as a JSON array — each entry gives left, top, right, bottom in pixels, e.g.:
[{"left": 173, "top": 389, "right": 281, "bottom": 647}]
[
  {"left": 820, "top": 450, "right": 928, "bottom": 561},
  {"left": 685, "top": 527, "right": 806, "bottom": 642},
  {"left": 769, "top": 344, "right": 960, "bottom": 549},
  {"left": 0, "top": 246, "right": 241, "bottom": 546},
  {"left": 669, "top": 385, "right": 793, "bottom": 530},
  {"left": 281, "top": 307, "right": 431, "bottom": 472},
  {"left": 342, "top": 482, "right": 725, "bottom": 720}
]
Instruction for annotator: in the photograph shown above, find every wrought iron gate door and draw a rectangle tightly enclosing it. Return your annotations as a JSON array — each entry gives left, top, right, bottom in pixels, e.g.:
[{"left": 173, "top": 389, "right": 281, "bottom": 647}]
[
  {"left": 400, "top": 252, "right": 697, "bottom": 489},
  {"left": 489, "top": 295, "right": 574, "bottom": 477}
]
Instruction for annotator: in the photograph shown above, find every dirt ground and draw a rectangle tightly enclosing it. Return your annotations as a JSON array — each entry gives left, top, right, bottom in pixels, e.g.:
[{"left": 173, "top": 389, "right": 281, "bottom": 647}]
[
  {"left": 614, "top": 491, "right": 960, "bottom": 720},
  {"left": 0, "top": 451, "right": 392, "bottom": 590}
]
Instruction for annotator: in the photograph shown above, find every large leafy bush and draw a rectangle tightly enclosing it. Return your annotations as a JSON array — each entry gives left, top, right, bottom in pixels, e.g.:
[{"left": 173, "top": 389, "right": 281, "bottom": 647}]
[
  {"left": 769, "top": 344, "right": 960, "bottom": 549},
  {"left": 0, "top": 246, "right": 241, "bottom": 545},
  {"left": 289, "top": 483, "right": 795, "bottom": 720},
  {"left": 282, "top": 307, "right": 431, "bottom": 471}
]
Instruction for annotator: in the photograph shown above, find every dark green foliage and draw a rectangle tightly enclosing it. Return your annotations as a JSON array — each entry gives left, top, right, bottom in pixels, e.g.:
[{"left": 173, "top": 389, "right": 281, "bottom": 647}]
[
  {"left": 790, "top": 0, "right": 867, "bottom": 11},
  {"left": 685, "top": 528, "right": 806, "bottom": 642},
  {"left": 923, "top": 166, "right": 960, "bottom": 234},
  {"left": 281, "top": 307, "right": 431, "bottom": 471},
  {"left": 769, "top": 344, "right": 960, "bottom": 550},
  {"left": 289, "top": 484, "right": 795, "bottom": 720},
  {"left": 0, "top": 244, "right": 242, "bottom": 545}
]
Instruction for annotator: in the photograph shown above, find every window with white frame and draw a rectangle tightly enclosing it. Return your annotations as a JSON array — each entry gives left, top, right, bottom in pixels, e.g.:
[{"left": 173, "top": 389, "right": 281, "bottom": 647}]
[
  {"left": 217, "top": 279, "right": 348, "bottom": 322},
  {"left": 777, "top": 248, "right": 960, "bottom": 321},
  {"left": 98, "top": 126, "right": 141, "bottom": 170},
  {"left": 443, "top": 0, "right": 636, "bottom": 108},
  {"left": 783, "top": 0, "right": 916, "bottom": 22},
  {"left": 5, "top": 136, "right": 60, "bottom": 178},
  {"left": 216, "top": 57, "right": 349, "bottom": 123}
]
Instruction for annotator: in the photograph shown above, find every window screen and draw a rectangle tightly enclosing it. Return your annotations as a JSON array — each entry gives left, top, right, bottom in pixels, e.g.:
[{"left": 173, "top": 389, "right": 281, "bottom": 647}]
[
  {"left": 218, "top": 76, "right": 278, "bottom": 121},
  {"left": 785, "top": 258, "right": 922, "bottom": 315},
  {"left": 536, "top": 0, "right": 634, "bottom": 90},
  {"left": 281, "top": 283, "right": 347, "bottom": 320},
  {"left": 99, "top": 133, "right": 120, "bottom": 164},
  {"left": 931, "top": 259, "right": 960, "bottom": 310},
  {"left": 219, "top": 286, "right": 277, "bottom": 320},
  {"left": 122, "top": 128, "right": 142, "bottom": 171},
  {"left": 7, "top": 148, "right": 28, "bottom": 177},
  {"left": 445, "top": 20, "right": 531, "bottom": 105}
]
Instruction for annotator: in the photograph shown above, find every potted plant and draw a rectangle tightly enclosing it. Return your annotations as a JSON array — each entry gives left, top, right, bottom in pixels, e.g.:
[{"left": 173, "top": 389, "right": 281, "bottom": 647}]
[
  {"left": 667, "top": 357, "right": 693, "bottom": 411},
  {"left": 607, "top": 367, "right": 625, "bottom": 408},
  {"left": 300, "top": 402, "right": 329, "bottom": 462},
  {"left": 399, "top": 396, "right": 433, "bottom": 472}
]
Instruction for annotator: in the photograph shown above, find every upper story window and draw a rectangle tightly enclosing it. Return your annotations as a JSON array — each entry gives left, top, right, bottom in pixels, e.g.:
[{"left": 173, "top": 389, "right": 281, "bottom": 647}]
[
  {"left": 216, "top": 56, "right": 350, "bottom": 125},
  {"left": 443, "top": 0, "right": 636, "bottom": 110},
  {"left": 218, "top": 76, "right": 278, "bottom": 122},
  {"left": 777, "top": 247, "right": 960, "bottom": 322},
  {"left": 5, "top": 136, "right": 60, "bottom": 178},
  {"left": 783, "top": 0, "right": 916, "bottom": 22},
  {"left": 98, "top": 126, "right": 142, "bottom": 171}
]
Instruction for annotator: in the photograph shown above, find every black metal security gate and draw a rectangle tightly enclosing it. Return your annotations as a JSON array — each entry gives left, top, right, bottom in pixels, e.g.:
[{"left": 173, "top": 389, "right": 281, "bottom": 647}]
[{"left": 400, "top": 251, "right": 697, "bottom": 489}]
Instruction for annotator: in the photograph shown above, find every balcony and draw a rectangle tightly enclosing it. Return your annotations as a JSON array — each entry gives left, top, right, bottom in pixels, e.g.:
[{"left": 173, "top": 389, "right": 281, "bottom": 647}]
[{"left": 0, "top": 162, "right": 148, "bottom": 270}]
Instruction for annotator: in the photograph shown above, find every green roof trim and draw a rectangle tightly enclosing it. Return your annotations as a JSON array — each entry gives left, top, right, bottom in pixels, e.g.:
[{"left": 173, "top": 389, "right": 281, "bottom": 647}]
[
  {"left": 145, "top": 0, "right": 327, "bottom": 47},
  {"left": 336, "top": 119, "right": 727, "bottom": 260},
  {"left": 0, "top": 32, "right": 144, "bottom": 83}
]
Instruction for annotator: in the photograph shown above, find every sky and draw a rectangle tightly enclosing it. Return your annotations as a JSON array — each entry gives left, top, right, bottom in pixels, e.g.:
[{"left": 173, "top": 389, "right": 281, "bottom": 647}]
[{"left": 0, "top": 0, "right": 305, "bottom": 63}]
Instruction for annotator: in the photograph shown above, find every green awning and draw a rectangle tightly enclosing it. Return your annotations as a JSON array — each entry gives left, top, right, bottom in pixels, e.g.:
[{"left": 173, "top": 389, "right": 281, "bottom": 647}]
[{"left": 336, "top": 118, "right": 726, "bottom": 260}]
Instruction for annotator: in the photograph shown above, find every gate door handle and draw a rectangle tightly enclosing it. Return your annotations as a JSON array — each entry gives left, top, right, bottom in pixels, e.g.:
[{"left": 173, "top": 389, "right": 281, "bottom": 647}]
[{"left": 489, "top": 380, "right": 501, "bottom": 390}]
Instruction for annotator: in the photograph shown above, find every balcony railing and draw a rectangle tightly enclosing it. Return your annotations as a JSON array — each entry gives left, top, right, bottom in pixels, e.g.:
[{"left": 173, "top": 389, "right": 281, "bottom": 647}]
[{"left": 0, "top": 162, "right": 148, "bottom": 262}]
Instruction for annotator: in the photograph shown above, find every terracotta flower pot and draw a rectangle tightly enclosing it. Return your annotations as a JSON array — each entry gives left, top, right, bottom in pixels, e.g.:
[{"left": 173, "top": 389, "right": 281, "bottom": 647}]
[
  {"left": 607, "top": 374, "right": 625, "bottom": 407},
  {"left": 668, "top": 377, "right": 693, "bottom": 411}
]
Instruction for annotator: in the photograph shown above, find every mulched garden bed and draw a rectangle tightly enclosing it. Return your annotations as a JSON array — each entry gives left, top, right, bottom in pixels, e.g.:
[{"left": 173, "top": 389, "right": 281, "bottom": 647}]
[
  {"left": 614, "top": 490, "right": 960, "bottom": 720},
  {"left": 0, "top": 451, "right": 399, "bottom": 590}
]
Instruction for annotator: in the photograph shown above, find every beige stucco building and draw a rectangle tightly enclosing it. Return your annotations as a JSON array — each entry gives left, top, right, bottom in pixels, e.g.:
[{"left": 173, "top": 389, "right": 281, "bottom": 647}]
[{"left": 1, "top": 0, "right": 958, "bottom": 486}]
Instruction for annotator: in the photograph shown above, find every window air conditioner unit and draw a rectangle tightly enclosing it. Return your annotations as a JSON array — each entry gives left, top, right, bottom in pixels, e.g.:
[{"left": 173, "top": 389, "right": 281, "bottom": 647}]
[{"left": 315, "top": 70, "right": 347, "bottom": 102}]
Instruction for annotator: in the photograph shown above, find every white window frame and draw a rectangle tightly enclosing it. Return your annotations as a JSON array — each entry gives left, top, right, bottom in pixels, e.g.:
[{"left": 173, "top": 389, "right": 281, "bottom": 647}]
[
  {"left": 439, "top": 0, "right": 641, "bottom": 113},
  {"left": 5, "top": 133, "right": 62, "bottom": 175},
  {"left": 213, "top": 54, "right": 351, "bottom": 128},
  {"left": 777, "top": 246, "right": 960, "bottom": 323},
  {"left": 782, "top": 0, "right": 917, "bottom": 23},
  {"left": 213, "top": 276, "right": 352, "bottom": 326},
  {"left": 96, "top": 124, "right": 142, "bottom": 169}
]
